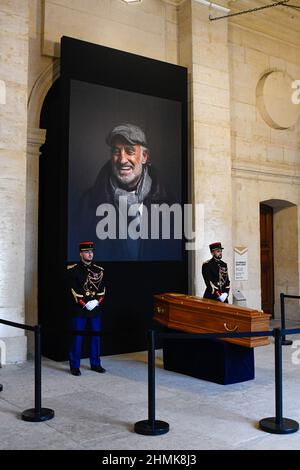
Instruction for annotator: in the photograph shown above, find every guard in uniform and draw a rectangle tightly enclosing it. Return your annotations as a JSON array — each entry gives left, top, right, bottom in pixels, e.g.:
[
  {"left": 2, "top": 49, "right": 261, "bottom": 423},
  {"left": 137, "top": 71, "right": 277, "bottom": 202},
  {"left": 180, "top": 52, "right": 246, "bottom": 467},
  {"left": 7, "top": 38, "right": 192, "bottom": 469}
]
[
  {"left": 202, "top": 242, "right": 230, "bottom": 303},
  {"left": 68, "top": 241, "right": 106, "bottom": 376}
]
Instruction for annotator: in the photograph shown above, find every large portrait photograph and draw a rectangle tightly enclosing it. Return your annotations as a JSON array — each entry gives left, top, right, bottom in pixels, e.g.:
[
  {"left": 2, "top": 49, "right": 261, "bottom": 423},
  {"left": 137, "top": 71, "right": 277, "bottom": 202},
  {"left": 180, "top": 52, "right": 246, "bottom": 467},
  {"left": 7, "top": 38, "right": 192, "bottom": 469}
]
[{"left": 68, "top": 79, "right": 182, "bottom": 262}]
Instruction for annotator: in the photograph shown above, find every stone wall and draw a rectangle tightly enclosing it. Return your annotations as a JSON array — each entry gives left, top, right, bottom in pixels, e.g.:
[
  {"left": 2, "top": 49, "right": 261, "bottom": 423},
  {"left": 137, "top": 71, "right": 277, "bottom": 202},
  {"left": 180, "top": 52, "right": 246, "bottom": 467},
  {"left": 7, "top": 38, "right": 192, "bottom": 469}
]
[
  {"left": 178, "top": 0, "right": 233, "bottom": 296},
  {"left": 229, "top": 6, "right": 300, "bottom": 316},
  {"left": 0, "top": 0, "right": 29, "bottom": 362},
  {"left": 42, "top": 0, "right": 178, "bottom": 63}
]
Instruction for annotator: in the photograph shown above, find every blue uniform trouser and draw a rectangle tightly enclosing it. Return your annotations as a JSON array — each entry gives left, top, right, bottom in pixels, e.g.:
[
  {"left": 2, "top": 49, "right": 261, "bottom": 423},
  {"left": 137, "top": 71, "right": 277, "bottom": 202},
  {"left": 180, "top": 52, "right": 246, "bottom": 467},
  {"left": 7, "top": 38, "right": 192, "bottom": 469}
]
[{"left": 69, "top": 315, "right": 101, "bottom": 369}]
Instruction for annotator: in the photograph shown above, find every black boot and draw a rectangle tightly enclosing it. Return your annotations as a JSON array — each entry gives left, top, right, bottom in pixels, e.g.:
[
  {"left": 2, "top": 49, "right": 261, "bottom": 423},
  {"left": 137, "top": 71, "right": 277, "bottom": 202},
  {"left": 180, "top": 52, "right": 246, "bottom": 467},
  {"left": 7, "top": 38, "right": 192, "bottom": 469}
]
[
  {"left": 91, "top": 365, "right": 106, "bottom": 373},
  {"left": 70, "top": 368, "right": 81, "bottom": 376}
]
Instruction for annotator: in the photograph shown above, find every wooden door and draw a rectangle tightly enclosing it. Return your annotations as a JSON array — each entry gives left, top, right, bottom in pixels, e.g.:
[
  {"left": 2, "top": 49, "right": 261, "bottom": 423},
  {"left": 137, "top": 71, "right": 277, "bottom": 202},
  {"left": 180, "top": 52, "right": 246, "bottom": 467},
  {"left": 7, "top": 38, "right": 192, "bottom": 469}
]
[{"left": 260, "top": 204, "right": 274, "bottom": 317}]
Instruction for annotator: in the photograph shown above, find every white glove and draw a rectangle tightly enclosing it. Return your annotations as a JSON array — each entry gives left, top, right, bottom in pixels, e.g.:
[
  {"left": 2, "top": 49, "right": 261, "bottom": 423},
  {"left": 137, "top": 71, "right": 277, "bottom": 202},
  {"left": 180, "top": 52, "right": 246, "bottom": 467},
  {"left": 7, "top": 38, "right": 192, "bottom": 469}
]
[
  {"left": 85, "top": 299, "right": 99, "bottom": 311},
  {"left": 218, "top": 293, "right": 228, "bottom": 302}
]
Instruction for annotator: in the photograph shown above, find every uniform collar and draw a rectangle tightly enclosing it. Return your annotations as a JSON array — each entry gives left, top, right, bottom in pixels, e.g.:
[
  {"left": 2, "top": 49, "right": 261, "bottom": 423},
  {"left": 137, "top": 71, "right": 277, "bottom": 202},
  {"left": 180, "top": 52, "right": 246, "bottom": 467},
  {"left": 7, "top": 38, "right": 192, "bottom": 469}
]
[{"left": 81, "top": 260, "right": 92, "bottom": 267}]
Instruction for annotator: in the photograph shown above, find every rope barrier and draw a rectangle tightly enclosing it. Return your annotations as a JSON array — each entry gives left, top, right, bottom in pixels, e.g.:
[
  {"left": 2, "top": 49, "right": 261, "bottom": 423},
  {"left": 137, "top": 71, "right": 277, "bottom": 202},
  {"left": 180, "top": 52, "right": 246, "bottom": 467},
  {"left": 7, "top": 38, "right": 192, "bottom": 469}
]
[
  {"left": 281, "top": 294, "right": 300, "bottom": 299},
  {"left": 259, "top": 328, "right": 299, "bottom": 434},
  {"left": 2, "top": 315, "right": 300, "bottom": 432},
  {"left": 0, "top": 318, "right": 35, "bottom": 332},
  {"left": 135, "top": 327, "right": 300, "bottom": 436},
  {"left": 0, "top": 319, "right": 54, "bottom": 423},
  {"left": 3, "top": 316, "right": 300, "bottom": 341},
  {"left": 283, "top": 327, "right": 300, "bottom": 336},
  {"left": 280, "top": 293, "right": 300, "bottom": 345}
]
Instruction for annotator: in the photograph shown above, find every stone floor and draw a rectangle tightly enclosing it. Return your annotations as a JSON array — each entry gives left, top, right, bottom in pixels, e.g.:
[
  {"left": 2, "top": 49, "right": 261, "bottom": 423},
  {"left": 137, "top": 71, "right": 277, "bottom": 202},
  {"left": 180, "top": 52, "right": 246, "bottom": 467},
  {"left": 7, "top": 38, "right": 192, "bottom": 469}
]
[{"left": 1, "top": 322, "right": 300, "bottom": 450}]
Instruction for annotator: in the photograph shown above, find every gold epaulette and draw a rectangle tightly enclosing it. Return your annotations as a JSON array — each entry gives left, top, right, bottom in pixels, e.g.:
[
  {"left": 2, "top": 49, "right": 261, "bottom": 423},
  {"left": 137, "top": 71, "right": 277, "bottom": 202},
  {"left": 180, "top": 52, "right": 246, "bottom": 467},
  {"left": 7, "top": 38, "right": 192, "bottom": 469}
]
[
  {"left": 93, "top": 264, "right": 104, "bottom": 270},
  {"left": 203, "top": 259, "right": 210, "bottom": 265},
  {"left": 67, "top": 263, "right": 77, "bottom": 270}
]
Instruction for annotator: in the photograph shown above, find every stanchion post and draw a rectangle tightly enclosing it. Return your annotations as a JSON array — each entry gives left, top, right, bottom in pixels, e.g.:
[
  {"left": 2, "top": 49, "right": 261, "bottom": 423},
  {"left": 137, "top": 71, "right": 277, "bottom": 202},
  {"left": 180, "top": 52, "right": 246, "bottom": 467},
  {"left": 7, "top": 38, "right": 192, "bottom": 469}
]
[
  {"left": 275, "top": 327, "right": 283, "bottom": 427},
  {"left": 21, "top": 325, "right": 55, "bottom": 422},
  {"left": 0, "top": 384, "right": 3, "bottom": 392},
  {"left": 280, "top": 293, "right": 293, "bottom": 346},
  {"left": 148, "top": 329, "right": 156, "bottom": 431},
  {"left": 134, "top": 330, "right": 169, "bottom": 436},
  {"left": 259, "top": 328, "right": 299, "bottom": 434},
  {"left": 35, "top": 324, "right": 42, "bottom": 415}
]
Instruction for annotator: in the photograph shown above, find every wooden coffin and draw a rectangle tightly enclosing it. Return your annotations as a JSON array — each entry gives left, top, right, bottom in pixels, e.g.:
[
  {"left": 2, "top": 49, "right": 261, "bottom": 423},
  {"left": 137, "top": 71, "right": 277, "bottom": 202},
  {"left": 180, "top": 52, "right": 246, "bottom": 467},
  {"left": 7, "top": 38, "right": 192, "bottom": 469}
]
[{"left": 154, "top": 293, "right": 271, "bottom": 348}]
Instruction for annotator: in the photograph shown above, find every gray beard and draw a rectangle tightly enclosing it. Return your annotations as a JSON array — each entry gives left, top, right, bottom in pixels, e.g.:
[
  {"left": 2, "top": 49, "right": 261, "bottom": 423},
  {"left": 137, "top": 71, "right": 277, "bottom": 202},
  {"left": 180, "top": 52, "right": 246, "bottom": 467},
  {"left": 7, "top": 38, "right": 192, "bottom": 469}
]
[{"left": 110, "top": 166, "right": 152, "bottom": 207}]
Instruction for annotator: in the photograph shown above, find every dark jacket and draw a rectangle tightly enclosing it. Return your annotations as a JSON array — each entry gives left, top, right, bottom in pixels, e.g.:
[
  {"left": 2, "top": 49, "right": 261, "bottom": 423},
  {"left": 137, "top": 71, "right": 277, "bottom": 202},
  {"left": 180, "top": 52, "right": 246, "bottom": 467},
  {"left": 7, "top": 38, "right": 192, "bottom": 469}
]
[
  {"left": 67, "top": 261, "right": 105, "bottom": 317},
  {"left": 71, "top": 161, "right": 181, "bottom": 261},
  {"left": 202, "top": 257, "right": 230, "bottom": 302}
]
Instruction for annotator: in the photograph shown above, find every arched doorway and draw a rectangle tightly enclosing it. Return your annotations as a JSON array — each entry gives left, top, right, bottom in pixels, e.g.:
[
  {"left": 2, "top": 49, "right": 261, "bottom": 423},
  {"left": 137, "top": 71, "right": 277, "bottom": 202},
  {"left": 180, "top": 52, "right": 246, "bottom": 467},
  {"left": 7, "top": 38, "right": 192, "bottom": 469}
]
[
  {"left": 260, "top": 199, "right": 298, "bottom": 319},
  {"left": 260, "top": 203, "right": 274, "bottom": 316},
  {"left": 38, "top": 79, "right": 64, "bottom": 359}
]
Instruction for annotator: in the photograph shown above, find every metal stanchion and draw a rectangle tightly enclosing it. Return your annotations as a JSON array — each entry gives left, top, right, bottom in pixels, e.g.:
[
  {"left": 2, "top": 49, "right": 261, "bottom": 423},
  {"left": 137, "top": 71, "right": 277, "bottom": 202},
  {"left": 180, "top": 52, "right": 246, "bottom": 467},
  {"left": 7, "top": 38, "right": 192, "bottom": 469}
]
[
  {"left": 259, "top": 328, "right": 299, "bottom": 434},
  {"left": 134, "top": 330, "right": 169, "bottom": 436},
  {"left": 280, "top": 293, "right": 293, "bottom": 346},
  {"left": 22, "top": 325, "right": 55, "bottom": 422},
  {"left": 0, "top": 384, "right": 3, "bottom": 392}
]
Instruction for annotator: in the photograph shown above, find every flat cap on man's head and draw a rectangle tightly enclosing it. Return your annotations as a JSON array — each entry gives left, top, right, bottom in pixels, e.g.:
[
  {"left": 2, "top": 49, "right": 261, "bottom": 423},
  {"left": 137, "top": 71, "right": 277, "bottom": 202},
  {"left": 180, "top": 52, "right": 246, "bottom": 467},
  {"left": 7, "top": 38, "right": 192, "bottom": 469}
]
[{"left": 106, "top": 123, "right": 147, "bottom": 147}]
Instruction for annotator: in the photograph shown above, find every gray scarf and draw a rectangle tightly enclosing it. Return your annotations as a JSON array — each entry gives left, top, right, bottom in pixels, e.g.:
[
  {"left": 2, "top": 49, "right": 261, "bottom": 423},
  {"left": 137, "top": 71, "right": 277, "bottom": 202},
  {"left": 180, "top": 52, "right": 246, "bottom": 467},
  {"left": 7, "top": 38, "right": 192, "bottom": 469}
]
[
  {"left": 110, "top": 167, "right": 152, "bottom": 257},
  {"left": 110, "top": 166, "right": 152, "bottom": 207}
]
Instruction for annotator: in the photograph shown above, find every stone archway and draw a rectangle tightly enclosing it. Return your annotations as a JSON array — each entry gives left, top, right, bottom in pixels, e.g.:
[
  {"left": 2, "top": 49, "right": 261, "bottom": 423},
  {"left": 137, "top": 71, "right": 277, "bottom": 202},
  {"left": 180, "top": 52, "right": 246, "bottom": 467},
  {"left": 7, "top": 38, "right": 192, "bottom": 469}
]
[
  {"left": 28, "top": 60, "right": 60, "bottom": 129},
  {"left": 25, "top": 61, "right": 60, "bottom": 354},
  {"left": 260, "top": 199, "right": 299, "bottom": 321}
]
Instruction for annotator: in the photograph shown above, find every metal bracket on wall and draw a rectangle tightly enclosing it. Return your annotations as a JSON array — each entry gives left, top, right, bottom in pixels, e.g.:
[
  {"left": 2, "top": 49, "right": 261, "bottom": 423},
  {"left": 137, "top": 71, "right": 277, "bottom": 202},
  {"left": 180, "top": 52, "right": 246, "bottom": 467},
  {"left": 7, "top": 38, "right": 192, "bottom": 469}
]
[{"left": 209, "top": 0, "right": 291, "bottom": 22}]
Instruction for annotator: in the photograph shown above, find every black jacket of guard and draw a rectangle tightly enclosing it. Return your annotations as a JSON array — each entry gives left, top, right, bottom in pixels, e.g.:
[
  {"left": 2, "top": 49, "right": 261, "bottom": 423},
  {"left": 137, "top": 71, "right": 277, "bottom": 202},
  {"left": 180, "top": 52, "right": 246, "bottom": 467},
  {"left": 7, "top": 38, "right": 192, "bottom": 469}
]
[
  {"left": 67, "top": 261, "right": 105, "bottom": 317},
  {"left": 202, "top": 257, "right": 230, "bottom": 302}
]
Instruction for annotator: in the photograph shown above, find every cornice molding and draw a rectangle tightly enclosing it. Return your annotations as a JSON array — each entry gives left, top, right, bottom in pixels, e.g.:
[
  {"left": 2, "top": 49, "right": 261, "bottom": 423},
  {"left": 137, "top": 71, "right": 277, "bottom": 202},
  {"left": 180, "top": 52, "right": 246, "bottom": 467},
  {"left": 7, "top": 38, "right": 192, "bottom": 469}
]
[
  {"left": 229, "top": 17, "right": 300, "bottom": 49},
  {"left": 166, "top": 0, "right": 300, "bottom": 47},
  {"left": 194, "top": 0, "right": 229, "bottom": 12},
  {"left": 162, "top": 0, "right": 230, "bottom": 12},
  {"left": 161, "top": 0, "right": 182, "bottom": 5},
  {"left": 232, "top": 160, "right": 300, "bottom": 185},
  {"left": 27, "top": 127, "right": 47, "bottom": 148}
]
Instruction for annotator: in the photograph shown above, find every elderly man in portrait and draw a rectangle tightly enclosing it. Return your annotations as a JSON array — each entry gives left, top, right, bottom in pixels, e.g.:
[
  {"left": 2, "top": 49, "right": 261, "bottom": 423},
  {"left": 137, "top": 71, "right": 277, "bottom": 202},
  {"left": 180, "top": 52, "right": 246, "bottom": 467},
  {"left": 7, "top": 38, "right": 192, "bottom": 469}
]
[{"left": 77, "top": 123, "right": 179, "bottom": 261}]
